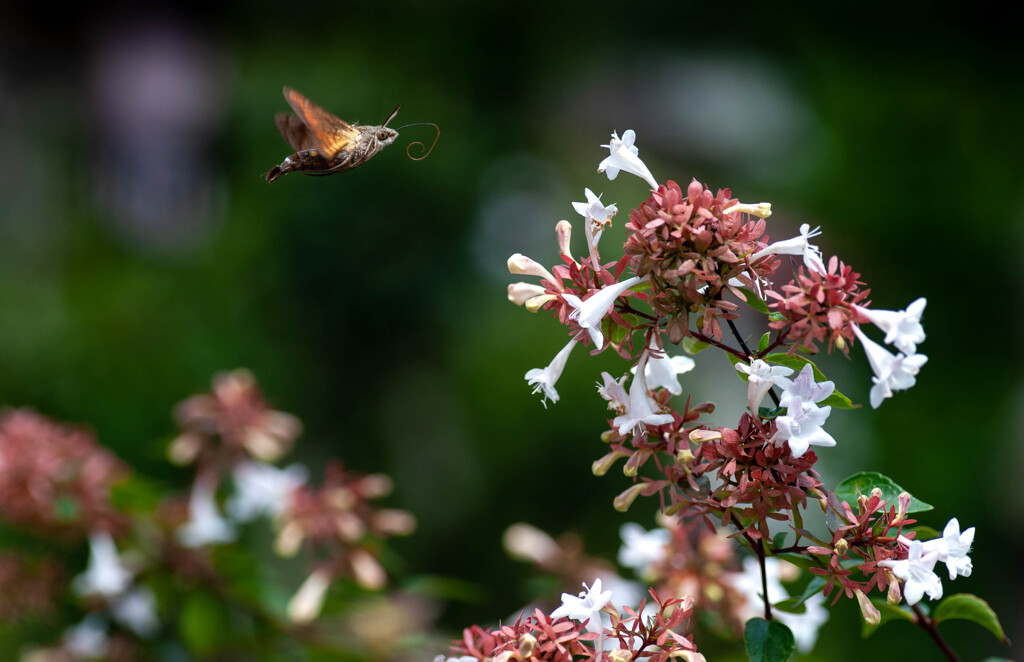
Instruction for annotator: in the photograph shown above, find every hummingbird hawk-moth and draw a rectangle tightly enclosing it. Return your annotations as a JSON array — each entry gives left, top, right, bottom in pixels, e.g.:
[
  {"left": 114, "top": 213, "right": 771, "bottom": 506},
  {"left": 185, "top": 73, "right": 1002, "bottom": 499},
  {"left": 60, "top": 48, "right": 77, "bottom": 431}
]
[{"left": 265, "top": 87, "right": 437, "bottom": 183}]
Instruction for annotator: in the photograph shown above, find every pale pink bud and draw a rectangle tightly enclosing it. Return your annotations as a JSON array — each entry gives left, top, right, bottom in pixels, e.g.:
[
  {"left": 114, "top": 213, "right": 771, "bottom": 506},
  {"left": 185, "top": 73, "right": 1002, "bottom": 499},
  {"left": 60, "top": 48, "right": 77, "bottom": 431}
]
[
  {"left": 854, "top": 589, "right": 880, "bottom": 625},
  {"left": 287, "top": 567, "right": 333, "bottom": 623},
  {"left": 349, "top": 549, "right": 386, "bottom": 590},
  {"left": 556, "top": 220, "right": 573, "bottom": 256},
  {"left": 503, "top": 523, "right": 561, "bottom": 567},
  {"left": 508, "top": 282, "right": 547, "bottom": 306},
  {"left": 613, "top": 483, "right": 648, "bottom": 512},
  {"left": 507, "top": 253, "right": 556, "bottom": 283}
]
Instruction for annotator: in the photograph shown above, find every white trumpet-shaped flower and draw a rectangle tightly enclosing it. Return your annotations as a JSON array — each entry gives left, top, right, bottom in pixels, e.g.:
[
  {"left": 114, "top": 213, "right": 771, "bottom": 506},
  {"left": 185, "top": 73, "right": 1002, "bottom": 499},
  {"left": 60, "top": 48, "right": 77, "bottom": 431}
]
[
  {"left": 773, "top": 396, "right": 836, "bottom": 458},
  {"left": 735, "top": 359, "right": 793, "bottom": 412},
  {"left": 609, "top": 352, "right": 674, "bottom": 436},
  {"left": 777, "top": 364, "right": 835, "bottom": 407},
  {"left": 550, "top": 578, "right": 613, "bottom": 633},
  {"left": 880, "top": 539, "right": 943, "bottom": 605},
  {"left": 562, "top": 275, "right": 646, "bottom": 350},
  {"left": 597, "top": 130, "right": 658, "bottom": 189},
  {"left": 617, "top": 523, "right": 670, "bottom": 576},
  {"left": 525, "top": 339, "right": 578, "bottom": 406},
  {"left": 176, "top": 481, "right": 237, "bottom": 548},
  {"left": 922, "top": 518, "right": 975, "bottom": 580},
  {"left": 73, "top": 531, "right": 134, "bottom": 598},
  {"left": 750, "top": 223, "right": 826, "bottom": 275},
  {"left": 854, "top": 297, "right": 927, "bottom": 355},
  {"left": 630, "top": 336, "right": 695, "bottom": 396},
  {"left": 854, "top": 325, "right": 928, "bottom": 409},
  {"left": 227, "top": 460, "right": 308, "bottom": 522}
]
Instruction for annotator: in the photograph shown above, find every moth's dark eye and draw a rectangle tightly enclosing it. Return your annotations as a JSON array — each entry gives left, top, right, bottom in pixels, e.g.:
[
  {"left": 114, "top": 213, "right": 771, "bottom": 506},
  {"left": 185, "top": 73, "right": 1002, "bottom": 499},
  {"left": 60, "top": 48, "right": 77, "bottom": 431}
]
[{"left": 378, "top": 130, "right": 389, "bottom": 140}]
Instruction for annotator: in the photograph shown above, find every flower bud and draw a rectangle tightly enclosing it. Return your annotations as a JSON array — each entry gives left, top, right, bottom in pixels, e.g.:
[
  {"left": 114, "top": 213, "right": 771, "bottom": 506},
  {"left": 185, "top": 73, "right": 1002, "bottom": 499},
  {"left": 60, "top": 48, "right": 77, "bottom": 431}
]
[
  {"left": 275, "top": 521, "right": 305, "bottom": 557},
  {"left": 518, "top": 633, "right": 537, "bottom": 657},
  {"left": 722, "top": 202, "right": 772, "bottom": 219},
  {"left": 676, "top": 448, "right": 694, "bottom": 466},
  {"left": 687, "top": 179, "right": 703, "bottom": 202},
  {"left": 613, "top": 483, "right": 648, "bottom": 512},
  {"left": 507, "top": 253, "right": 556, "bottom": 282},
  {"left": 508, "top": 282, "right": 547, "bottom": 306},
  {"left": 350, "top": 548, "right": 386, "bottom": 590},
  {"left": 525, "top": 294, "right": 557, "bottom": 312},
  {"left": 623, "top": 450, "right": 649, "bottom": 477},
  {"left": 358, "top": 474, "right": 394, "bottom": 499},
  {"left": 372, "top": 509, "right": 416, "bottom": 536},
  {"left": 854, "top": 589, "right": 880, "bottom": 626},
  {"left": 592, "top": 449, "right": 630, "bottom": 476},
  {"left": 287, "top": 567, "right": 333, "bottom": 624},
  {"left": 887, "top": 576, "right": 903, "bottom": 605},
  {"left": 607, "top": 649, "right": 632, "bottom": 662},
  {"left": 892, "top": 491, "right": 911, "bottom": 526},
  {"left": 167, "top": 433, "right": 202, "bottom": 465},
  {"left": 503, "top": 523, "right": 561, "bottom": 567},
  {"left": 676, "top": 652, "right": 707, "bottom": 662},
  {"left": 556, "top": 220, "right": 573, "bottom": 256},
  {"left": 688, "top": 429, "right": 722, "bottom": 444},
  {"left": 834, "top": 538, "right": 849, "bottom": 556}
]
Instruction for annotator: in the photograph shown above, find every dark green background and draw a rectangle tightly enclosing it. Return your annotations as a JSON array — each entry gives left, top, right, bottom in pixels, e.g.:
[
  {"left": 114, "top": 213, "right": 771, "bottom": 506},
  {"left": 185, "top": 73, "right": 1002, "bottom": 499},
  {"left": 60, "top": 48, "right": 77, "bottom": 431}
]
[{"left": 1, "top": 2, "right": 1021, "bottom": 660}]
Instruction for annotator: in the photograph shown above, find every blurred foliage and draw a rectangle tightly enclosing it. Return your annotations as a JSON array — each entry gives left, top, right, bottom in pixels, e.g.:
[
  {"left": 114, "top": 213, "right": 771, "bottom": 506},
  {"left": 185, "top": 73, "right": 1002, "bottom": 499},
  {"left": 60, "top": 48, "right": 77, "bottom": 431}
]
[{"left": 1, "top": 1, "right": 1022, "bottom": 660}]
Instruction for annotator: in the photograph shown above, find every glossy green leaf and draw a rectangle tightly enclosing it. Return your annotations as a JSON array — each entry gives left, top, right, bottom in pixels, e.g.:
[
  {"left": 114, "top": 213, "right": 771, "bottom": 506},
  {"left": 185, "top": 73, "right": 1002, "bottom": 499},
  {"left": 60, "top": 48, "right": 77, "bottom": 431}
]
[
  {"left": 862, "top": 598, "right": 914, "bottom": 637},
  {"left": 682, "top": 336, "right": 711, "bottom": 354},
  {"left": 834, "top": 472, "right": 933, "bottom": 513},
  {"left": 739, "top": 288, "right": 770, "bottom": 314},
  {"left": 934, "top": 594, "right": 1008, "bottom": 644},
  {"left": 759, "top": 332, "right": 772, "bottom": 351},
  {"left": 606, "top": 314, "right": 638, "bottom": 347},
  {"left": 744, "top": 617, "right": 794, "bottom": 662}
]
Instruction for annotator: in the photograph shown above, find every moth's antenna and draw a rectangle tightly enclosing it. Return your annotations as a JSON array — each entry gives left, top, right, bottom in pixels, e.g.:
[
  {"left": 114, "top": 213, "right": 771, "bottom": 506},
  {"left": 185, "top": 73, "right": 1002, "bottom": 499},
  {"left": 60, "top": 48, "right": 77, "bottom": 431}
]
[{"left": 395, "top": 122, "right": 440, "bottom": 161}]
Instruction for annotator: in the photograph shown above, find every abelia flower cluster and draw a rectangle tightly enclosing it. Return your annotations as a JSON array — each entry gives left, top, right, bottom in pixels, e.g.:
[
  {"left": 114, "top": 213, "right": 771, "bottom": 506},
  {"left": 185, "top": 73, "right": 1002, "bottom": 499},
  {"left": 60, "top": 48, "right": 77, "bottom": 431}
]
[
  {"left": 0, "top": 408, "right": 128, "bottom": 537},
  {"left": 169, "top": 369, "right": 302, "bottom": 469},
  {"left": 487, "top": 128, "right": 983, "bottom": 660},
  {"left": 624, "top": 179, "right": 775, "bottom": 343},
  {"left": 274, "top": 461, "right": 416, "bottom": 622},
  {"left": 449, "top": 585, "right": 703, "bottom": 662},
  {"left": 0, "top": 552, "right": 64, "bottom": 622},
  {"left": 766, "top": 255, "right": 870, "bottom": 355}
]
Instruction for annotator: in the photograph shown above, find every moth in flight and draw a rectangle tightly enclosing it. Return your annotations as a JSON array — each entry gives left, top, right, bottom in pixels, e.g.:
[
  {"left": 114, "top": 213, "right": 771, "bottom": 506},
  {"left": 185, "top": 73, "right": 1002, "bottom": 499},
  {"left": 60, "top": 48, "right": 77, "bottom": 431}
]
[{"left": 266, "top": 87, "right": 437, "bottom": 183}]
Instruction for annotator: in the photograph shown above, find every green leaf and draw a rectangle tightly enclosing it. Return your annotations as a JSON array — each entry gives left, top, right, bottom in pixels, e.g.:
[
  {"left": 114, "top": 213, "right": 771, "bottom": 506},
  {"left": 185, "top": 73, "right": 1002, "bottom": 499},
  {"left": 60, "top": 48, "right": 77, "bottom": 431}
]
[
  {"left": 769, "top": 312, "right": 786, "bottom": 323},
  {"left": 744, "top": 617, "right": 795, "bottom": 662},
  {"left": 179, "top": 591, "right": 229, "bottom": 655},
  {"left": 862, "top": 598, "right": 914, "bottom": 637},
  {"left": 758, "top": 406, "right": 785, "bottom": 419},
  {"left": 682, "top": 336, "right": 710, "bottom": 354},
  {"left": 934, "top": 594, "right": 1009, "bottom": 644},
  {"left": 771, "top": 532, "right": 788, "bottom": 550},
  {"left": 740, "top": 288, "right": 770, "bottom": 314},
  {"left": 606, "top": 314, "right": 638, "bottom": 347},
  {"left": 761, "top": 353, "right": 855, "bottom": 409},
  {"left": 834, "top": 472, "right": 933, "bottom": 513},
  {"left": 758, "top": 332, "right": 772, "bottom": 352},
  {"left": 905, "top": 525, "right": 941, "bottom": 542}
]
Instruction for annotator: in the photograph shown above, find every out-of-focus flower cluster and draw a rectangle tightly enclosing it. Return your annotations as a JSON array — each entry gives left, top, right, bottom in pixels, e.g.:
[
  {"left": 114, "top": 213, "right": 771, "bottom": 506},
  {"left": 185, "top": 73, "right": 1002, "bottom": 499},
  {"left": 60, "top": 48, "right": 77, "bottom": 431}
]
[
  {"left": 0, "top": 408, "right": 128, "bottom": 537},
  {"left": 0, "top": 370, "right": 426, "bottom": 660},
  {"left": 169, "top": 368, "right": 302, "bottom": 469}
]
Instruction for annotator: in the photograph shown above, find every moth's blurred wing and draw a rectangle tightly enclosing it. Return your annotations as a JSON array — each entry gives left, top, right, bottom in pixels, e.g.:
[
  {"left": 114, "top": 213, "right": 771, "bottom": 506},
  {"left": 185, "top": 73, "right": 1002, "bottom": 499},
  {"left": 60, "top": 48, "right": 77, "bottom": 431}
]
[
  {"left": 283, "top": 86, "right": 360, "bottom": 159},
  {"left": 274, "top": 112, "right": 316, "bottom": 151}
]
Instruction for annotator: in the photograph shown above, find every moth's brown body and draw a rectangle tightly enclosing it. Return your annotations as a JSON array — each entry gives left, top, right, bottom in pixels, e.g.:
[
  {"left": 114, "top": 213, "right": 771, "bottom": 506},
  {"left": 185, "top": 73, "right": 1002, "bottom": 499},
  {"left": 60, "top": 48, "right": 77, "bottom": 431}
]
[{"left": 266, "top": 87, "right": 399, "bottom": 183}]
